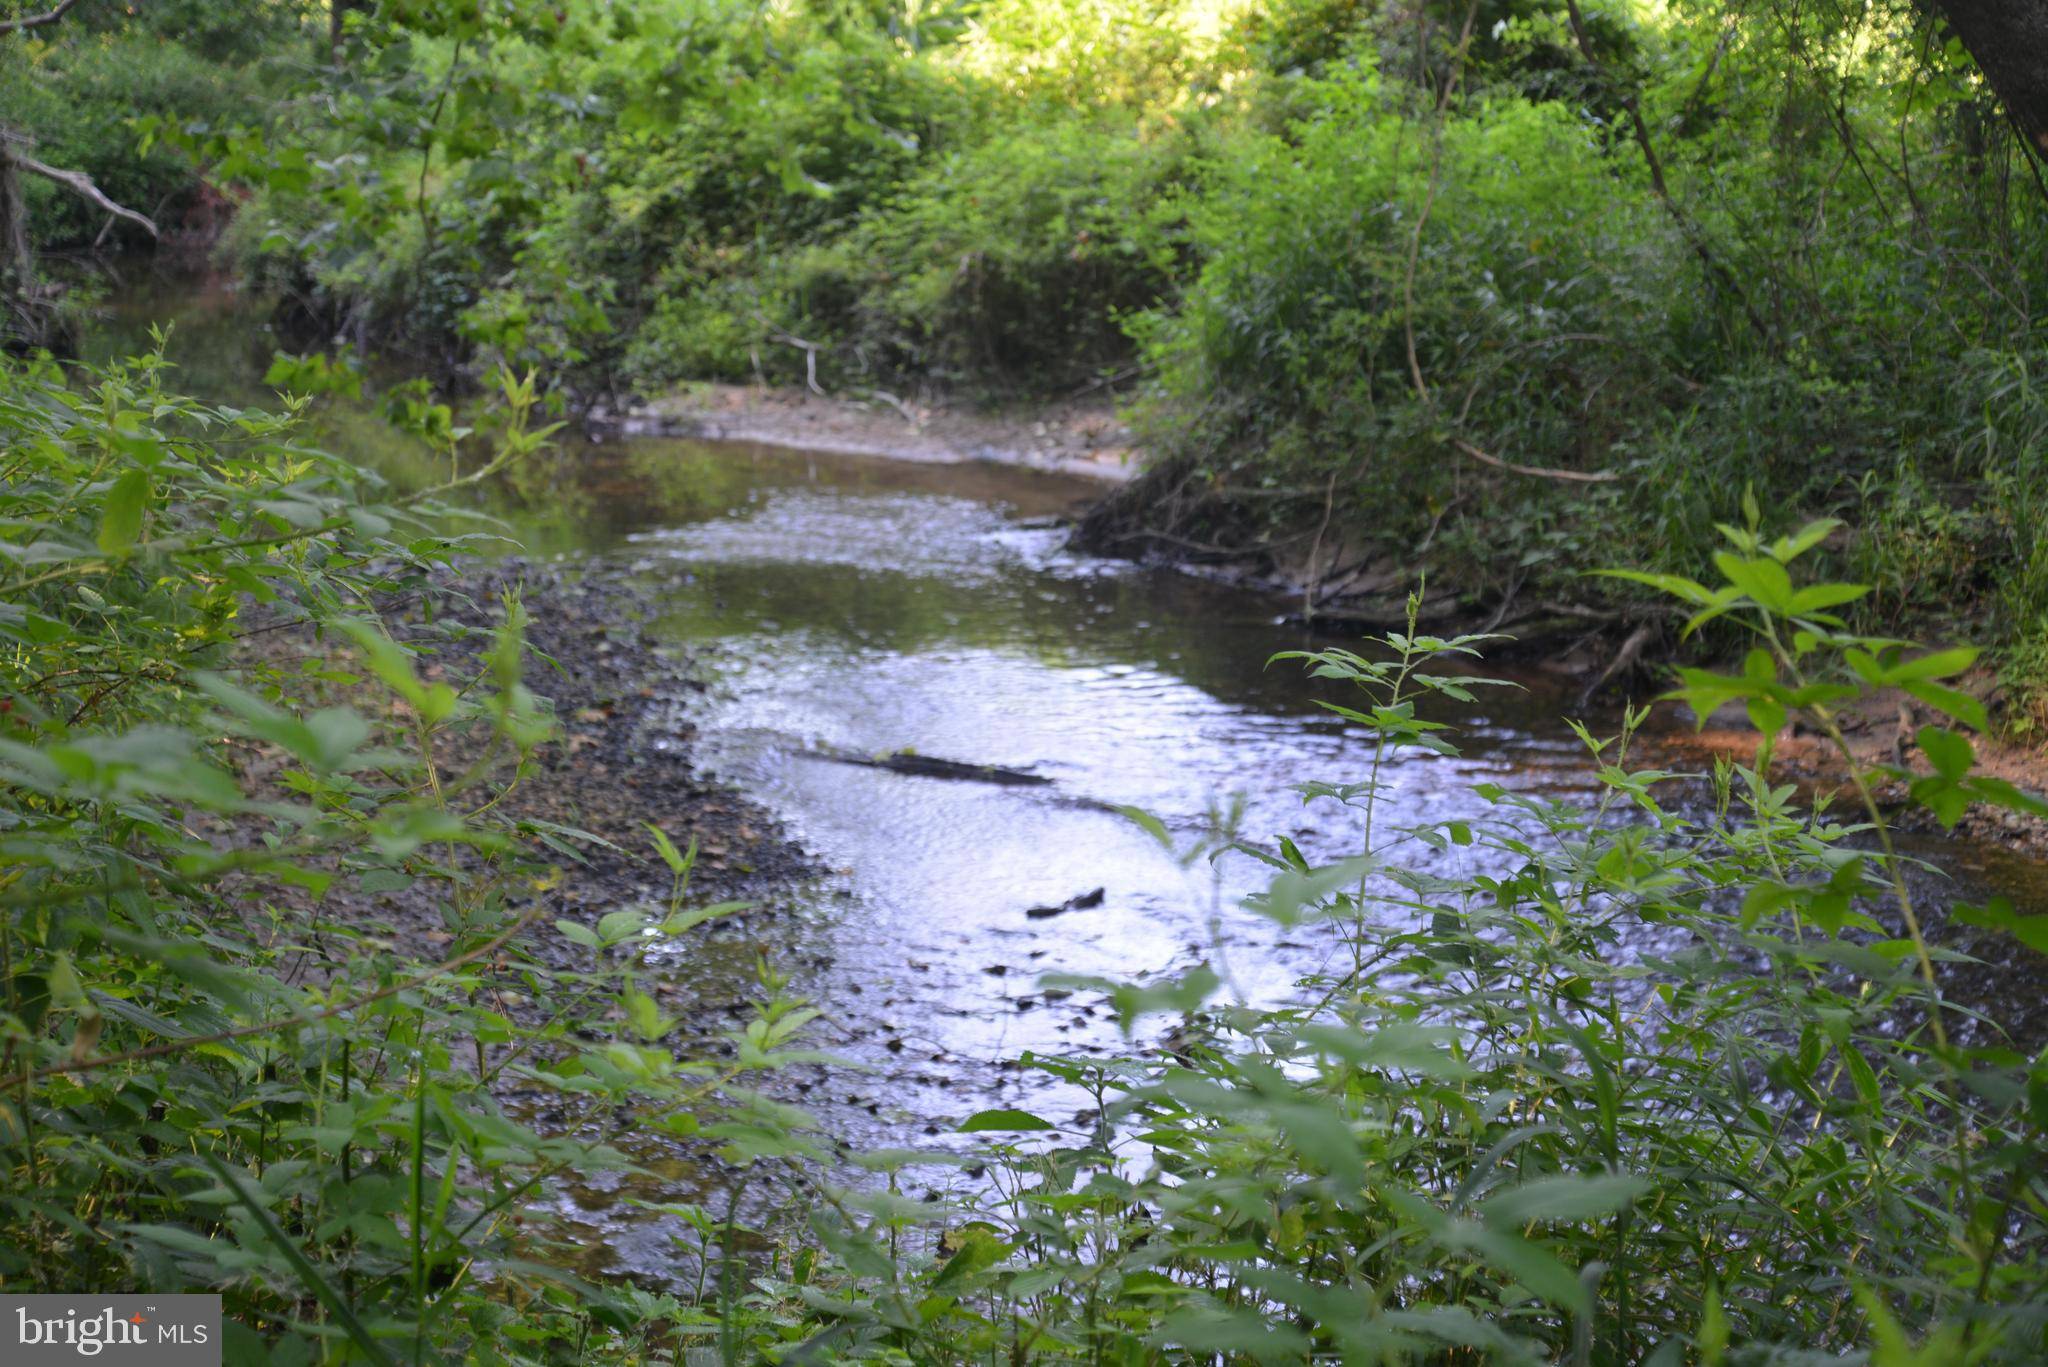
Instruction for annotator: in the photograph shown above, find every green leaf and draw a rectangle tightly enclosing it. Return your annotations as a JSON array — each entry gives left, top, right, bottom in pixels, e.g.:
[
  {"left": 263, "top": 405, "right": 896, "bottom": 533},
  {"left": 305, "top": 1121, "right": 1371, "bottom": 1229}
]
[
  {"left": 624, "top": 990, "right": 672, "bottom": 1040},
  {"left": 661, "top": 900, "right": 746, "bottom": 936},
  {"left": 1768, "top": 518, "right": 1841, "bottom": 563},
  {"left": 931, "top": 1228, "right": 1011, "bottom": 1288},
  {"left": 1594, "top": 569, "right": 1717, "bottom": 605},
  {"left": 1901, "top": 679, "right": 1989, "bottom": 733},
  {"left": 1886, "top": 647, "right": 1978, "bottom": 682},
  {"left": 1116, "top": 804, "right": 1173, "bottom": 849},
  {"left": 958, "top": 1108, "right": 1056, "bottom": 1133},
  {"left": 1916, "top": 727, "right": 1973, "bottom": 782},
  {"left": 1700, "top": 1284, "right": 1729, "bottom": 1366},
  {"left": 1292, "top": 1022, "right": 1473, "bottom": 1080},
  {"left": 1480, "top": 1173, "right": 1648, "bottom": 1227},
  {"left": 197, "top": 1152, "right": 397, "bottom": 1367},
  {"left": 1150, "top": 1305, "right": 1310, "bottom": 1361},
  {"left": 1259, "top": 855, "right": 1378, "bottom": 926},
  {"left": 1787, "top": 581, "right": 1869, "bottom": 615},
  {"left": 1960, "top": 776, "right": 2048, "bottom": 820},
  {"left": 1953, "top": 898, "right": 2048, "bottom": 954},
  {"left": 97, "top": 468, "right": 152, "bottom": 554},
  {"left": 1107, "top": 964, "right": 1221, "bottom": 1029},
  {"left": 46, "top": 950, "right": 88, "bottom": 1011},
  {"left": 1463, "top": 1227, "right": 1590, "bottom": 1314},
  {"left": 1711, "top": 553, "right": 1794, "bottom": 612},
  {"left": 1671, "top": 667, "right": 1757, "bottom": 727},
  {"left": 597, "top": 908, "right": 647, "bottom": 944},
  {"left": 647, "top": 823, "right": 692, "bottom": 876}
]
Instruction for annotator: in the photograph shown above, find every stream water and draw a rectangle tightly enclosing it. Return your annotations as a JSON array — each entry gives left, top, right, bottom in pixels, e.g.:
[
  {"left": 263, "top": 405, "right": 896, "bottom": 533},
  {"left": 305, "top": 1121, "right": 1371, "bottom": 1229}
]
[{"left": 81, "top": 259, "right": 2048, "bottom": 1282}]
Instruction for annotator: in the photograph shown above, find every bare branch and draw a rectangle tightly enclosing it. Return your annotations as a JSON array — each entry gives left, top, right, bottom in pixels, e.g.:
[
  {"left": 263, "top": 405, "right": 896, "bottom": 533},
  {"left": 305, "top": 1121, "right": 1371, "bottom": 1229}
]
[
  {"left": 1453, "top": 438, "right": 1621, "bottom": 485},
  {"left": 0, "top": 0, "right": 84, "bottom": 36},
  {"left": 13, "top": 149, "right": 157, "bottom": 237}
]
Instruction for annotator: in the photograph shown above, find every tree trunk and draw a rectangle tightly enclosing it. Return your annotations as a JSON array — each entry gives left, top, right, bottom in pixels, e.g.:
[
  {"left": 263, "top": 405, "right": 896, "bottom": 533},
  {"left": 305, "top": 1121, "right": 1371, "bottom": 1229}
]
[
  {"left": 1931, "top": 1, "right": 2048, "bottom": 159},
  {"left": 330, "top": 0, "right": 370, "bottom": 61},
  {"left": 0, "top": 134, "right": 41, "bottom": 350}
]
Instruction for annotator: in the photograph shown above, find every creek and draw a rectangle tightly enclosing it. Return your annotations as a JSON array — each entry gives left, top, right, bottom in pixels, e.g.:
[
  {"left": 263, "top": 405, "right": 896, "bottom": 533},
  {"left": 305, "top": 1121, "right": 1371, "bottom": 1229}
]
[{"left": 82, "top": 258, "right": 2048, "bottom": 1282}]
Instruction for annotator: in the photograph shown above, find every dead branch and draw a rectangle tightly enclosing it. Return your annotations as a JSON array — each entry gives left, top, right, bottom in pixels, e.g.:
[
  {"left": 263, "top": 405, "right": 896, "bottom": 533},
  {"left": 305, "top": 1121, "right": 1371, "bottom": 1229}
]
[
  {"left": 1110, "top": 528, "right": 1258, "bottom": 559},
  {"left": 1070, "top": 363, "right": 1142, "bottom": 398},
  {"left": 1480, "top": 568, "right": 1528, "bottom": 634},
  {"left": 13, "top": 149, "right": 158, "bottom": 237},
  {"left": 0, "top": 0, "right": 83, "bottom": 36},
  {"left": 753, "top": 310, "right": 826, "bottom": 395},
  {"left": 1454, "top": 437, "right": 1620, "bottom": 484},
  {"left": 1893, "top": 699, "right": 1918, "bottom": 768},
  {"left": 1491, "top": 600, "right": 1627, "bottom": 632},
  {"left": 1302, "top": 468, "right": 1339, "bottom": 620},
  {"left": 1414, "top": 492, "right": 1466, "bottom": 556},
  {"left": 860, "top": 387, "right": 921, "bottom": 427},
  {"left": 1578, "top": 620, "right": 1656, "bottom": 708}
]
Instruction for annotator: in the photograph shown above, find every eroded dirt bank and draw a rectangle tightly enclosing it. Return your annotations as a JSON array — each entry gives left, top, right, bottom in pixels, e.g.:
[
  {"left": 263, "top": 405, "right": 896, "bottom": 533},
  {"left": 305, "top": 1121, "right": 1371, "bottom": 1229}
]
[{"left": 592, "top": 381, "right": 1138, "bottom": 483}]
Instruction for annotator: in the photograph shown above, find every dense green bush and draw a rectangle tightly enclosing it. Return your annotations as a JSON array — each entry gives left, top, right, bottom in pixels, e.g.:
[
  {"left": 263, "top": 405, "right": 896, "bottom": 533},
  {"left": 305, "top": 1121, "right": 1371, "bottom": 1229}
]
[
  {"left": 1137, "top": 68, "right": 1678, "bottom": 489},
  {"left": 841, "top": 117, "right": 1188, "bottom": 389},
  {"left": 210, "top": 0, "right": 1221, "bottom": 395},
  {"left": 621, "top": 117, "right": 1189, "bottom": 393},
  {"left": 2, "top": 38, "right": 221, "bottom": 246},
  {"left": 0, "top": 9, "right": 309, "bottom": 250},
  {"left": 0, "top": 354, "right": 827, "bottom": 1361}
]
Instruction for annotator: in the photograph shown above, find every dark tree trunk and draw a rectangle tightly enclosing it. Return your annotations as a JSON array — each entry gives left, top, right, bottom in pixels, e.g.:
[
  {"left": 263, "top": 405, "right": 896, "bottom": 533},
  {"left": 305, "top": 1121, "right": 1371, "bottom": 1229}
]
[
  {"left": 1931, "top": 1, "right": 2048, "bottom": 159},
  {"left": 330, "top": 0, "right": 370, "bottom": 61},
  {"left": 1, "top": 134, "right": 43, "bottom": 350}
]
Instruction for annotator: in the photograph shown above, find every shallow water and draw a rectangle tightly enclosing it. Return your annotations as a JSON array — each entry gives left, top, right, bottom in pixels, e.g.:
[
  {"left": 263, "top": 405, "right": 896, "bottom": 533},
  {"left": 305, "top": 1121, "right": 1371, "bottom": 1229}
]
[{"left": 82, "top": 258, "right": 2048, "bottom": 1281}]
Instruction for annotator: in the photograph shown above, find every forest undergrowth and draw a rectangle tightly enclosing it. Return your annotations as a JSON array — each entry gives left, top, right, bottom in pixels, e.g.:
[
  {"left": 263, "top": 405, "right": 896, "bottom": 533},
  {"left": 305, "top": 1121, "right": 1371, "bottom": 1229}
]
[{"left": 2, "top": 350, "right": 2045, "bottom": 1361}]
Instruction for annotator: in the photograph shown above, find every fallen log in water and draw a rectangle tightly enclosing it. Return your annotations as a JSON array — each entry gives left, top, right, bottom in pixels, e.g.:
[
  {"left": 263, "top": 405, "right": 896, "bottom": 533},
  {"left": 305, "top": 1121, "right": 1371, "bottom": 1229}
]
[
  {"left": 808, "top": 746, "right": 1054, "bottom": 787},
  {"left": 1027, "top": 887, "right": 1105, "bottom": 919}
]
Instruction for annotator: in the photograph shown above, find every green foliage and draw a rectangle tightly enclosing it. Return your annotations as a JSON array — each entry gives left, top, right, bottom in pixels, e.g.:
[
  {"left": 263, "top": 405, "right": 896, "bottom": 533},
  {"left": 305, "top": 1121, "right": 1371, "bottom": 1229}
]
[
  {"left": 1131, "top": 1, "right": 2043, "bottom": 704},
  {"left": 0, "top": 351, "right": 819, "bottom": 1360},
  {"left": 18, "top": 3, "right": 2048, "bottom": 1352},
  {"left": 176, "top": 0, "right": 2048, "bottom": 703},
  {"left": 623, "top": 116, "right": 1188, "bottom": 392},
  {"left": 6, "top": 360, "right": 2046, "bottom": 1359},
  {"left": 767, "top": 545, "right": 2048, "bottom": 1363},
  {"left": 0, "top": 2, "right": 310, "bottom": 249},
  {"left": 1138, "top": 65, "right": 1676, "bottom": 490}
]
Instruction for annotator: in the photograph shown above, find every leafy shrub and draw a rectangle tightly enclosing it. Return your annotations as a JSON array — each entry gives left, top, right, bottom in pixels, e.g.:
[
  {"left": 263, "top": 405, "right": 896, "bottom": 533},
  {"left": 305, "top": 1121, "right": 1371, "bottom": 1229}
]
[
  {"left": 834, "top": 116, "right": 1187, "bottom": 390},
  {"left": 0, "top": 33, "right": 249, "bottom": 248},
  {"left": 0, "top": 354, "right": 817, "bottom": 1360},
  {"left": 616, "top": 115, "right": 1188, "bottom": 394},
  {"left": 765, "top": 537, "right": 2048, "bottom": 1362},
  {"left": 942, "top": 0, "right": 1236, "bottom": 113},
  {"left": 1132, "top": 67, "right": 1677, "bottom": 532}
]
